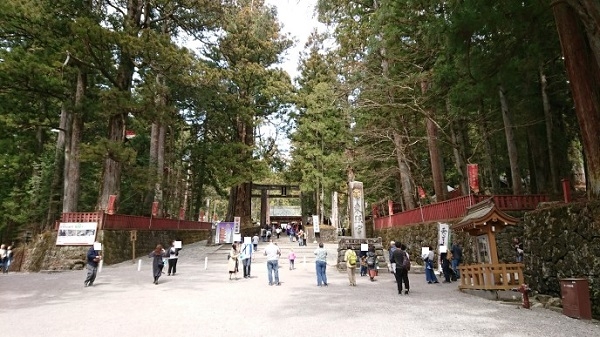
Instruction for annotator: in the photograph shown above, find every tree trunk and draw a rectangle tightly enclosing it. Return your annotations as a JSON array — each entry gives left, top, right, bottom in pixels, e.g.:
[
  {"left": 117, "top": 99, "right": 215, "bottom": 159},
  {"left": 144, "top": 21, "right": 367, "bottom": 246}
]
[
  {"left": 393, "top": 130, "right": 415, "bottom": 210},
  {"left": 63, "top": 69, "right": 86, "bottom": 212},
  {"left": 421, "top": 80, "right": 446, "bottom": 201},
  {"left": 480, "top": 104, "right": 498, "bottom": 193},
  {"left": 498, "top": 85, "right": 524, "bottom": 195},
  {"left": 553, "top": 1, "right": 600, "bottom": 197},
  {"left": 97, "top": 1, "right": 139, "bottom": 210},
  {"left": 45, "top": 104, "right": 68, "bottom": 229},
  {"left": 540, "top": 66, "right": 559, "bottom": 193},
  {"left": 450, "top": 120, "right": 468, "bottom": 195}
]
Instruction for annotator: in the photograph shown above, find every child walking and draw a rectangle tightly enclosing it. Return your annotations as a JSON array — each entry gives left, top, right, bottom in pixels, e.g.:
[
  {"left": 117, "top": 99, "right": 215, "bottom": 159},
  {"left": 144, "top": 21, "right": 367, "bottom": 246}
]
[
  {"left": 360, "top": 255, "right": 368, "bottom": 276},
  {"left": 288, "top": 249, "right": 296, "bottom": 270}
]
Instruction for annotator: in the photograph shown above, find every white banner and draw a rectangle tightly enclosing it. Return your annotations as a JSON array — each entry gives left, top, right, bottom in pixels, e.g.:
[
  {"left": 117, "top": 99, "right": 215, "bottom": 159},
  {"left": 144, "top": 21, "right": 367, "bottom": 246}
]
[
  {"left": 56, "top": 222, "right": 98, "bottom": 246},
  {"left": 438, "top": 222, "right": 450, "bottom": 273},
  {"left": 349, "top": 181, "right": 366, "bottom": 239},
  {"left": 312, "top": 214, "right": 320, "bottom": 233}
]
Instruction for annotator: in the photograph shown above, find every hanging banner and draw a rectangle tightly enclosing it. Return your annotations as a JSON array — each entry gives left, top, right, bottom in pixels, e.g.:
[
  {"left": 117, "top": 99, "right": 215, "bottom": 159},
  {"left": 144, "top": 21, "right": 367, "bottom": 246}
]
[
  {"left": 467, "top": 164, "right": 480, "bottom": 193},
  {"left": 179, "top": 208, "right": 185, "bottom": 220},
  {"left": 107, "top": 195, "right": 117, "bottom": 215},
  {"left": 312, "top": 214, "right": 320, "bottom": 233},
  {"left": 233, "top": 216, "right": 241, "bottom": 234},
  {"left": 151, "top": 201, "right": 159, "bottom": 217},
  {"left": 388, "top": 200, "right": 394, "bottom": 215},
  {"left": 418, "top": 186, "right": 426, "bottom": 199},
  {"left": 438, "top": 222, "right": 450, "bottom": 273}
]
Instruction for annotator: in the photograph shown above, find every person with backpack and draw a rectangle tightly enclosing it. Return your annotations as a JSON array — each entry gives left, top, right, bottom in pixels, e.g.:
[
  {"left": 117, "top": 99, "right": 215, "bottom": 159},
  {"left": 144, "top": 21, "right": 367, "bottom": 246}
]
[
  {"left": 344, "top": 245, "right": 358, "bottom": 286},
  {"left": 392, "top": 242, "right": 411, "bottom": 294},
  {"left": 366, "top": 246, "right": 378, "bottom": 281}
]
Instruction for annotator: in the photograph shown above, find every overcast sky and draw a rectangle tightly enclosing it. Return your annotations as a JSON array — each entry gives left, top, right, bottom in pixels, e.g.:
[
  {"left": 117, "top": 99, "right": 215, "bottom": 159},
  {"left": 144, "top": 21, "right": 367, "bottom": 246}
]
[{"left": 265, "top": 0, "right": 321, "bottom": 79}]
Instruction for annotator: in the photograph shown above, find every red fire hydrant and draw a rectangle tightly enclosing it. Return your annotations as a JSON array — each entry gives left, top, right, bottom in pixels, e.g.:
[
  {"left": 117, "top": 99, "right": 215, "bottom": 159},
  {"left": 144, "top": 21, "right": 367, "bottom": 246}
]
[{"left": 515, "top": 284, "right": 531, "bottom": 309}]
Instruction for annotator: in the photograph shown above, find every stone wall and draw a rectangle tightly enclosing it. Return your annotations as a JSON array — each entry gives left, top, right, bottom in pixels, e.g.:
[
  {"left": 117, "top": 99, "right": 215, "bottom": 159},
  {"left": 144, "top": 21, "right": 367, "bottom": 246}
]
[
  {"left": 523, "top": 201, "right": 600, "bottom": 318},
  {"left": 17, "top": 229, "right": 210, "bottom": 271},
  {"left": 336, "top": 237, "right": 386, "bottom": 271},
  {"left": 375, "top": 203, "right": 600, "bottom": 319}
]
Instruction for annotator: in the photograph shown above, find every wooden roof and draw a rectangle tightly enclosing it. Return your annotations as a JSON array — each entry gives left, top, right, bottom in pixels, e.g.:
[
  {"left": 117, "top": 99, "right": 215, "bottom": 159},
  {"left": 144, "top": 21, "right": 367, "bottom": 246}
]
[{"left": 452, "top": 198, "right": 519, "bottom": 232}]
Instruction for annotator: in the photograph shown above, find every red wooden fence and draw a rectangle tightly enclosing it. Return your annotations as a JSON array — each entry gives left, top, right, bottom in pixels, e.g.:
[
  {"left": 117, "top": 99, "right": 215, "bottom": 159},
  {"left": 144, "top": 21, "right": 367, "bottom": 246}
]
[
  {"left": 374, "top": 194, "right": 549, "bottom": 230},
  {"left": 58, "top": 212, "right": 212, "bottom": 231}
]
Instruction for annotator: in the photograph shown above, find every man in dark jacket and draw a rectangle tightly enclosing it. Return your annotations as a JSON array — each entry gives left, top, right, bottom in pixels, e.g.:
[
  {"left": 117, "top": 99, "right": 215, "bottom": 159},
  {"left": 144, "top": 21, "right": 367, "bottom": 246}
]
[
  {"left": 451, "top": 243, "right": 462, "bottom": 279},
  {"left": 84, "top": 245, "right": 102, "bottom": 287},
  {"left": 392, "top": 243, "right": 410, "bottom": 295}
]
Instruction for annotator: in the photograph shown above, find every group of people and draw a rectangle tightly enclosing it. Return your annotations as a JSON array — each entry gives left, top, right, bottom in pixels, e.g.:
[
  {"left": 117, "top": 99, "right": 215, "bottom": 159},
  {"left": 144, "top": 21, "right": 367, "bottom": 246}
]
[
  {"left": 148, "top": 240, "right": 181, "bottom": 284},
  {"left": 0, "top": 244, "right": 13, "bottom": 273}
]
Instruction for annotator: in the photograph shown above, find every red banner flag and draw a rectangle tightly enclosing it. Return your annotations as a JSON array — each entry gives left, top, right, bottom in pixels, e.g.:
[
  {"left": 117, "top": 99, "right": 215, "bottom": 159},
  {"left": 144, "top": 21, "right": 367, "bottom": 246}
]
[
  {"left": 467, "top": 164, "right": 480, "bottom": 193},
  {"left": 418, "top": 186, "right": 426, "bottom": 199},
  {"left": 387, "top": 200, "right": 394, "bottom": 215},
  {"left": 179, "top": 208, "right": 185, "bottom": 220},
  {"left": 107, "top": 195, "right": 117, "bottom": 215},
  {"left": 151, "top": 201, "right": 159, "bottom": 217}
]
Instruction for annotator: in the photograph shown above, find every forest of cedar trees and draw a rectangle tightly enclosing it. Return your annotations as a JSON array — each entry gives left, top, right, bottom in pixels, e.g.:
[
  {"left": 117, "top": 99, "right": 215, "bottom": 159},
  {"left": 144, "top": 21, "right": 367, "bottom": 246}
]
[{"left": 0, "top": 0, "right": 599, "bottom": 243}]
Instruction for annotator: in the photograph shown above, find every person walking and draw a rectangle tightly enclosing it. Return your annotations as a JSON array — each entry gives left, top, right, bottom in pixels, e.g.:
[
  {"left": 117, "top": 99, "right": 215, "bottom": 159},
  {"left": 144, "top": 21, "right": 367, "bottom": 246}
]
[
  {"left": 440, "top": 252, "right": 452, "bottom": 283},
  {"left": 252, "top": 234, "right": 259, "bottom": 251},
  {"left": 240, "top": 241, "right": 253, "bottom": 278},
  {"left": 366, "top": 246, "right": 378, "bottom": 281},
  {"left": 422, "top": 246, "right": 439, "bottom": 284},
  {"left": 392, "top": 243, "right": 410, "bottom": 294},
  {"left": 388, "top": 240, "right": 397, "bottom": 274},
  {"left": 344, "top": 245, "right": 357, "bottom": 286},
  {"left": 148, "top": 244, "right": 166, "bottom": 285},
  {"left": 450, "top": 242, "right": 462, "bottom": 279},
  {"left": 314, "top": 242, "right": 328, "bottom": 286},
  {"left": 84, "top": 245, "right": 102, "bottom": 287},
  {"left": 264, "top": 241, "right": 281, "bottom": 285},
  {"left": 288, "top": 248, "right": 296, "bottom": 270},
  {"left": 228, "top": 243, "right": 239, "bottom": 280},
  {"left": 0, "top": 244, "right": 6, "bottom": 272},
  {"left": 3, "top": 246, "right": 13, "bottom": 273},
  {"left": 167, "top": 240, "right": 180, "bottom": 276}
]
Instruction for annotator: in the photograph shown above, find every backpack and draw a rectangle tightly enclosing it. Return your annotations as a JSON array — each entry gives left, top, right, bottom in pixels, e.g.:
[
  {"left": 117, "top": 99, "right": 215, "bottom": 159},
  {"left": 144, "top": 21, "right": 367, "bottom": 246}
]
[
  {"left": 402, "top": 251, "right": 411, "bottom": 271},
  {"left": 347, "top": 250, "right": 357, "bottom": 266},
  {"left": 366, "top": 254, "right": 376, "bottom": 266}
]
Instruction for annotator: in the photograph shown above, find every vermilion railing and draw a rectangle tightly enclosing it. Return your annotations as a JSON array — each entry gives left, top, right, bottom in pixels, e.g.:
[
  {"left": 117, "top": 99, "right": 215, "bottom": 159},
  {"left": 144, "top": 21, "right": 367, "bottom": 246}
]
[
  {"left": 373, "top": 194, "right": 550, "bottom": 230},
  {"left": 58, "top": 212, "right": 212, "bottom": 231}
]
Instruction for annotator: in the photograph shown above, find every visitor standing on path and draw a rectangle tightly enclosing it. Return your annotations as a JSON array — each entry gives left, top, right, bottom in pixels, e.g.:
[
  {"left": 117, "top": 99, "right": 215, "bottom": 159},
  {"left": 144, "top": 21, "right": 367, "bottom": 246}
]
[
  {"left": 450, "top": 242, "right": 462, "bottom": 278},
  {"left": 252, "top": 234, "right": 259, "bottom": 251},
  {"left": 422, "top": 246, "right": 439, "bottom": 284},
  {"left": 264, "top": 241, "right": 281, "bottom": 286},
  {"left": 288, "top": 248, "right": 296, "bottom": 270},
  {"left": 314, "top": 242, "right": 328, "bottom": 286},
  {"left": 84, "top": 245, "right": 102, "bottom": 287},
  {"left": 0, "top": 244, "right": 6, "bottom": 272},
  {"left": 148, "top": 244, "right": 166, "bottom": 285},
  {"left": 344, "top": 245, "right": 357, "bottom": 286},
  {"left": 366, "top": 246, "right": 378, "bottom": 281},
  {"left": 227, "top": 243, "right": 239, "bottom": 280},
  {"left": 240, "top": 241, "right": 253, "bottom": 278},
  {"left": 167, "top": 240, "right": 180, "bottom": 276},
  {"left": 392, "top": 242, "right": 410, "bottom": 294}
]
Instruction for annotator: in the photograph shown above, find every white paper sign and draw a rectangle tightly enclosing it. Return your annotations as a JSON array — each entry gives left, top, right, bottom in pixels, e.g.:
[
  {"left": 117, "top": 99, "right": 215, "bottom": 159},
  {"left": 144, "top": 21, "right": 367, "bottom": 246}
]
[
  {"left": 233, "top": 233, "right": 242, "bottom": 242},
  {"left": 421, "top": 247, "right": 429, "bottom": 258},
  {"left": 361, "top": 243, "right": 369, "bottom": 251},
  {"left": 244, "top": 236, "right": 251, "bottom": 244},
  {"left": 174, "top": 241, "right": 182, "bottom": 249},
  {"left": 93, "top": 242, "right": 102, "bottom": 251}
]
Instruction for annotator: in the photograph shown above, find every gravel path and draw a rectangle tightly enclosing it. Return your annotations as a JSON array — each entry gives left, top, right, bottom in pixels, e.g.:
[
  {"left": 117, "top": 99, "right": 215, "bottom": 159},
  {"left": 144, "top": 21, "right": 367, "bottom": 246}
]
[{"left": 1, "top": 240, "right": 598, "bottom": 337}]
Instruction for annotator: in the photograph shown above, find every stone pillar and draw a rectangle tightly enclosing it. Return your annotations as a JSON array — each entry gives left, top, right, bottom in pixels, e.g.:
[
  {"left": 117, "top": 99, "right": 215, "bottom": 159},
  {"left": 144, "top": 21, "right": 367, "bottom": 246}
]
[{"left": 348, "top": 181, "right": 366, "bottom": 239}]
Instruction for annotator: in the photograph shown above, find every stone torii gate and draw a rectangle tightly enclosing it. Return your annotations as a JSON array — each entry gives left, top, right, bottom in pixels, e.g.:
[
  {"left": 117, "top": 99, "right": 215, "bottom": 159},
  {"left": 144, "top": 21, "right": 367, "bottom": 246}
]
[{"left": 251, "top": 184, "right": 301, "bottom": 226}]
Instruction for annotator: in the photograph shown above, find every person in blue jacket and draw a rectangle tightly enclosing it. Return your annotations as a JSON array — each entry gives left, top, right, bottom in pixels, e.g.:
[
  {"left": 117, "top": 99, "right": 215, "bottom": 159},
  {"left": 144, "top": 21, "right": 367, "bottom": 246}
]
[{"left": 84, "top": 245, "right": 102, "bottom": 287}]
